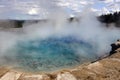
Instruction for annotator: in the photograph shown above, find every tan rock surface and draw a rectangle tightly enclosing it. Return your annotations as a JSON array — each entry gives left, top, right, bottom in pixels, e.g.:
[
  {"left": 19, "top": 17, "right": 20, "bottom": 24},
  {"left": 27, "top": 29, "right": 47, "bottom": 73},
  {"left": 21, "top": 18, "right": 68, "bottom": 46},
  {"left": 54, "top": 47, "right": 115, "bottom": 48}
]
[
  {"left": 56, "top": 72, "right": 77, "bottom": 80},
  {"left": 18, "top": 74, "right": 50, "bottom": 80},
  {"left": 0, "top": 71, "right": 22, "bottom": 80},
  {"left": 0, "top": 67, "right": 9, "bottom": 77}
]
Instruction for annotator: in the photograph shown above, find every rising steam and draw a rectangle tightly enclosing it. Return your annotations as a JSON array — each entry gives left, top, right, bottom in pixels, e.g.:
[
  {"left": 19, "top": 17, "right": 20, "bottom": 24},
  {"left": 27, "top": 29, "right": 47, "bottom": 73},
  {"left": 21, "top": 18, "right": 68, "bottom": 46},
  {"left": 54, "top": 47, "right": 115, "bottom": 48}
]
[{"left": 0, "top": 8, "right": 119, "bottom": 71}]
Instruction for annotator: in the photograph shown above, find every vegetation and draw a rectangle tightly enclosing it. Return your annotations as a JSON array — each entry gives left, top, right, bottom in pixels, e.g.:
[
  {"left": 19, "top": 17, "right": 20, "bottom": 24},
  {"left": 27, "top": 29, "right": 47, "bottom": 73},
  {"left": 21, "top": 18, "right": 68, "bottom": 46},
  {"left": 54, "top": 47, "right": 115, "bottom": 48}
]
[{"left": 98, "top": 11, "right": 120, "bottom": 27}]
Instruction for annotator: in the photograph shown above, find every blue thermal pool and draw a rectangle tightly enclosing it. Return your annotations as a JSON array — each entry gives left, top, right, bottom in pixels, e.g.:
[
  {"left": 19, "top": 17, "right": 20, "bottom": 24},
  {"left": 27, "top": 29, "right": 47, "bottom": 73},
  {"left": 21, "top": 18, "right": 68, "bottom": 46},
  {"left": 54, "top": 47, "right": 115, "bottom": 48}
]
[{"left": 7, "top": 37, "right": 97, "bottom": 72}]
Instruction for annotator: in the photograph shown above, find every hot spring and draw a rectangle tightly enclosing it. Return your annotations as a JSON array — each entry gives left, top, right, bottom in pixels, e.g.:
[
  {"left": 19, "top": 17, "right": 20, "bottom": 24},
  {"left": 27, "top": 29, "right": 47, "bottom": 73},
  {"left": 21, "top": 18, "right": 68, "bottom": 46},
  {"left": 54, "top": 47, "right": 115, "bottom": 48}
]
[
  {"left": 1, "top": 10, "right": 120, "bottom": 72},
  {"left": 5, "top": 36, "right": 97, "bottom": 72}
]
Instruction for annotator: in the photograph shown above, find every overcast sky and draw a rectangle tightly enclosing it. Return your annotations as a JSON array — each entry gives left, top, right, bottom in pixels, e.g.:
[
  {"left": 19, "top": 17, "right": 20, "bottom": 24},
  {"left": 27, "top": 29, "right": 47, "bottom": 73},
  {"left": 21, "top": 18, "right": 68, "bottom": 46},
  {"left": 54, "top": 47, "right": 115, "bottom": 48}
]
[{"left": 0, "top": 0, "right": 120, "bottom": 19}]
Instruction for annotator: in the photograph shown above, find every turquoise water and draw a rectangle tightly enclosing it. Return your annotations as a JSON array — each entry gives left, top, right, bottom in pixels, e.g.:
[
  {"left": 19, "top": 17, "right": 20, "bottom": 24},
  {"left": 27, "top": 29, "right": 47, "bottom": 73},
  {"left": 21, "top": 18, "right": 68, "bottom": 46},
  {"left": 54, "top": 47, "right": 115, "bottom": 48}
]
[{"left": 9, "top": 37, "right": 97, "bottom": 72}]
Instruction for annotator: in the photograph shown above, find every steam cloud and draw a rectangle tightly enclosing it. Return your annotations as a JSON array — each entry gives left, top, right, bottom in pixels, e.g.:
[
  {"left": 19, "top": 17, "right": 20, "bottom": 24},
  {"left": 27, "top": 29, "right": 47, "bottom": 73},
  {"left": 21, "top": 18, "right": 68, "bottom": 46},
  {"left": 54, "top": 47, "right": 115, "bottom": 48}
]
[{"left": 0, "top": 8, "right": 119, "bottom": 71}]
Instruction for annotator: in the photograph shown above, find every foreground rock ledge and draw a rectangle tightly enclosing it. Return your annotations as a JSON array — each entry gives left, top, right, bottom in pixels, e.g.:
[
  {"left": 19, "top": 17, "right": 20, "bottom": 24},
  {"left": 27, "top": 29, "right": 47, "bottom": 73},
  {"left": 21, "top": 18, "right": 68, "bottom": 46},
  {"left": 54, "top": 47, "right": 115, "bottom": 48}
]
[{"left": 0, "top": 52, "right": 120, "bottom": 80}]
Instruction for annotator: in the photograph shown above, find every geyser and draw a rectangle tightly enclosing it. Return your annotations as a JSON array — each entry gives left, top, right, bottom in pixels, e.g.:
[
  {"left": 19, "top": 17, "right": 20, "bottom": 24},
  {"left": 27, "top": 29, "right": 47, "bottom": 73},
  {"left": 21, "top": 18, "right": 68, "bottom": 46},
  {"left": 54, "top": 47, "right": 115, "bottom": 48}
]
[{"left": 0, "top": 9, "right": 120, "bottom": 72}]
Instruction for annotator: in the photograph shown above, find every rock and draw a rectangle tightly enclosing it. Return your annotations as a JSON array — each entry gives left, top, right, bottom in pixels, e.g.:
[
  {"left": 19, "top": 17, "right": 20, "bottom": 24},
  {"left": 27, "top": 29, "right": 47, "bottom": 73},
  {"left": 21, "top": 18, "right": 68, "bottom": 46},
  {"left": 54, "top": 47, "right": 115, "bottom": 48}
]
[
  {"left": 70, "top": 50, "right": 120, "bottom": 80},
  {"left": 0, "top": 71, "right": 22, "bottom": 80},
  {"left": 110, "top": 40, "right": 120, "bottom": 55},
  {"left": 56, "top": 72, "right": 77, "bottom": 80},
  {"left": 0, "top": 67, "right": 9, "bottom": 77},
  {"left": 71, "top": 68, "right": 97, "bottom": 80},
  {"left": 19, "top": 74, "right": 50, "bottom": 80}
]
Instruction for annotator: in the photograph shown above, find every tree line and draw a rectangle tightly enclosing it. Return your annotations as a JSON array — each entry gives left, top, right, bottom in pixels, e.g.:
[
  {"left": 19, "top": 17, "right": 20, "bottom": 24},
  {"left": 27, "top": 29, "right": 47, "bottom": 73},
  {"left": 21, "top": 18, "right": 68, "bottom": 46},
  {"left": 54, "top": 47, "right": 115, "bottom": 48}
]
[{"left": 98, "top": 11, "right": 120, "bottom": 27}]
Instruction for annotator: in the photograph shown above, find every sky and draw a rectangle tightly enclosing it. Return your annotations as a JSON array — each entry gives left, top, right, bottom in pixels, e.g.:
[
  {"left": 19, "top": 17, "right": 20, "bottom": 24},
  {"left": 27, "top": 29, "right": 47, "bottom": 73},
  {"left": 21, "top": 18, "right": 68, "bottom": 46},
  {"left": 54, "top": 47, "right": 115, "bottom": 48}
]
[{"left": 0, "top": 0, "right": 120, "bottom": 20}]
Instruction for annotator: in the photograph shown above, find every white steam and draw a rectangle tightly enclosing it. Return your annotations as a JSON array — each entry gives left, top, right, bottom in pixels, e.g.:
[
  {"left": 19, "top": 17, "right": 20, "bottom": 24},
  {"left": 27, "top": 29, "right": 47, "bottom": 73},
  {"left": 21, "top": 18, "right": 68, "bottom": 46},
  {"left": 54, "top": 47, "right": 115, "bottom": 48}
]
[{"left": 0, "top": 8, "right": 120, "bottom": 67}]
